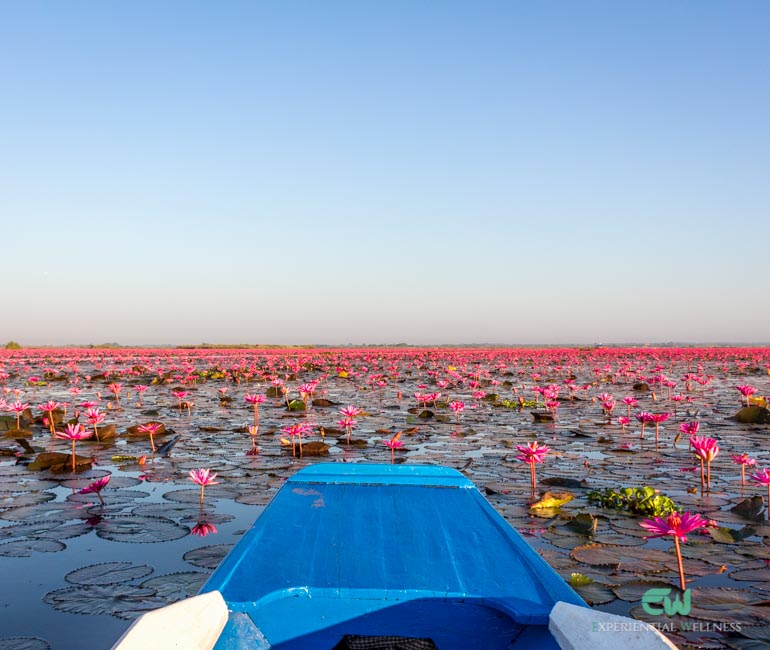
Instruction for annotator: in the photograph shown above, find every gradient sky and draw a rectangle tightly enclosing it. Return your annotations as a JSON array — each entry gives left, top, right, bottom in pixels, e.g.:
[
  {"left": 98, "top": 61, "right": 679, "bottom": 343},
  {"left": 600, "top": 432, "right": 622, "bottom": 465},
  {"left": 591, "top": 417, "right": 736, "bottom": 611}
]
[{"left": 2, "top": 2, "right": 768, "bottom": 346}]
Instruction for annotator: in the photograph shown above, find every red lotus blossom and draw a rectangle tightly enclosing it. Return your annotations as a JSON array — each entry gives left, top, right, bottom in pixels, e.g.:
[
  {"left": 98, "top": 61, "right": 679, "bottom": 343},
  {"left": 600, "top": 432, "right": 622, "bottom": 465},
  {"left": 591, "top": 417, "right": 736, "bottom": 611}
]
[
  {"left": 37, "top": 400, "right": 61, "bottom": 435},
  {"left": 245, "top": 393, "right": 266, "bottom": 425},
  {"left": 191, "top": 522, "right": 218, "bottom": 537},
  {"left": 516, "top": 442, "right": 551, "bottom": 493},
  {"left": 56, "top": 423, "right": 93, "bottom": 472},
  {"left": 448, "top": 400, "right": 465, "bottom": 421},
  {"left": 640, "top": 511, "right": 711, "bottom": 590},
  {"left": 246, "top": 424, "right": 260, "bottom": 455},
  {"left": 138, "top": 422, "right": 163, "bottom": 452},
  {"left": 733, "top": 453, "right": 757, "bottom": 486},
  {"left": 737, "top": 384, "right": 757, "bottom": 406},
  {"left": 7, "top": 401, "right": 30, "bottom": 430},
  {"left": 690, "top": 435, "right": 719, "bottom": 490},
  {"left": 188, "top": 468, "right": 221, "bottom": 505},
  {"left": 78, "top": 474, "right": 111, "bottom": 505},
  {"left": 281, "top": 422, "right": 314, "bottom": 457},
  {"left": 383, "top": 431, "right": 404, "bottom": 463}
]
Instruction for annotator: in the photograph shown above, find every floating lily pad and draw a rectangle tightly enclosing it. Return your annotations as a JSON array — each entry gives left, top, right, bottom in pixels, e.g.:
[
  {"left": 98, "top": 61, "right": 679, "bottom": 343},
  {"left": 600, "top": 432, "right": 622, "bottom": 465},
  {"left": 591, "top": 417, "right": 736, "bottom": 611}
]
[
  {"left": 95, "top": 515, "right": 189, "bottom": 543},
  {"left": 0, "top": 539, "right": 65, "bottom": 557},
  {"left": 65, "top": 562, "right": 154, "bottom": 586},
  {"left": 43, "top": 584, "right": 163, "bottom": 620},
  {"left": 730, "top": 567, "right": 770, "bottom": 582},
  {"left": 183, "top": 544, "right": 233, "bottom": 569},
  {"left": 613, "top": 580, "right": 677, "bottom": 601},
  {"left": 5, "top": 521, "right": 91, "bottom": 541},
  {"left": 0, "top": 638, "right": 51, "bottom": 650},
  {"left": 139, "top": 571, "right": 209, "bottom": 602}
]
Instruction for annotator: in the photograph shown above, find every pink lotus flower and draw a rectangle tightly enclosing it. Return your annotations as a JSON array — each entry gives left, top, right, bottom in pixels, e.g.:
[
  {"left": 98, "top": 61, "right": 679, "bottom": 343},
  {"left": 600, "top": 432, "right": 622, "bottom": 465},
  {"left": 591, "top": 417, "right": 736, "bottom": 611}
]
[
  {"left": 635, "top": 411, "right": 653, "bottom": 438},
  {"left": 733, "top": 453, "right": 757, "bottom": 486},
  {"left": 56, "top": 423, "right": 93, "bottom": 472},
  {"left": 383, "top": 432, "right": 404, "bottom": 463},
  {"left": 135, "top": 384, "right": 149, "bottom": 405},
  {"left": 751, "top": 468, "right": 770, "bottom": 517},
  {"left": 737, "top": 384, "right": 758, "bottom": 406},
  {"left": 339, "top": 405, "right": 363, "bottom": 419},
  {"left": 138, "top": 422, "right": 163, "bottom": 452},
  {"left": 617, "top": 416, "right": 630, "bottom": 433},
  {"left": 245, "top": 393, "right": 266, "bottom": 425},
  {"left": 621, "top": 396, "right": 639, "bottom": 417},
  {"left": 690, "top": 435, "right": 719, "bottom": 490},
  {"left": 188, "top": 468, "right": 221, "bottom": 505},
  {"left": 448, "top": 400, "right": 465, "bottom": 421},
  {"left": 191, "top": 522, "right": 218, "bottom": 537},
  {"left": 8, "top": 401, "right": 30, "bottom": 430},
  {"left": 86, "top": 407, "right": 105, "bottom": 441},
  {"left": 172, "top": 390, "right": 188, "bottom": 411},
  {"left": 107, "top": 383, "right": 123, "bottom": 404},
  {"left": 649, "top": 412, "right": 670, "bottom": 444},
  {"left": 515, "top": 441, "right": 551, "bottom": 492},
  {"left": 78, "top": 474, "right": 111, "bottom": 505},
  {"left": 247, "top": 424, "right": 260, "bottom": 455},
  {"left": 37, "top": 400, "right": 61, "bottom": 435},
  {"left": 640, "top": 511, "right": 711, "bottom": 590},
  {"left": 281, "top": 422, "right": 314, "bottom": 457}
]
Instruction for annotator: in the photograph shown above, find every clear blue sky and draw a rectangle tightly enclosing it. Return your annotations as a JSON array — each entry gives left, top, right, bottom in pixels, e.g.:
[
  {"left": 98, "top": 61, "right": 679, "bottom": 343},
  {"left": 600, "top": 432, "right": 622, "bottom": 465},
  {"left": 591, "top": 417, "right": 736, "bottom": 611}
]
[{"left": 2, "top": 2, "right": 768, "bottom": 345}]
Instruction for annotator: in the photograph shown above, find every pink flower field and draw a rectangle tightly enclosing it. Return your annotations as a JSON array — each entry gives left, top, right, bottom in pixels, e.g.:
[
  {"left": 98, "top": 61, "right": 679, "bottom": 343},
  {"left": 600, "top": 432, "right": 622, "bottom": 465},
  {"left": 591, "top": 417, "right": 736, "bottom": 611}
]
[{"left": 1, "top": 346, "right": 769, "bottom": 649}]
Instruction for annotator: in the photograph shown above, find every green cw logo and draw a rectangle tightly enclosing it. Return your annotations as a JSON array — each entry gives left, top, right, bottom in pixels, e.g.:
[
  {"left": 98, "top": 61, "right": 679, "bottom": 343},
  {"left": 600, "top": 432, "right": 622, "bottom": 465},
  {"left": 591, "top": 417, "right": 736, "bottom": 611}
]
[{"left": 641, "top": 588, "right": 691, "bottom": 616}]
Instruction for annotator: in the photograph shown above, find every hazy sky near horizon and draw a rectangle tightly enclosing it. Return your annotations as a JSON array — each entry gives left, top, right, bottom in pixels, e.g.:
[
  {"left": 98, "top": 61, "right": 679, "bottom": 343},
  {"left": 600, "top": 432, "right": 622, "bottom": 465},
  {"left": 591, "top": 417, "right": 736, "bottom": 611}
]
[{"left": 2, "top": 2, "right": 769, "bottom": 346}]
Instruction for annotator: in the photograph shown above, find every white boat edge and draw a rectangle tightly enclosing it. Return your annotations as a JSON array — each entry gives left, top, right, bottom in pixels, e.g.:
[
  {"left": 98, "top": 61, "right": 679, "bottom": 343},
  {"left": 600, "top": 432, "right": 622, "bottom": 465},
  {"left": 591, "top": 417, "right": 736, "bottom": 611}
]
[
  {"left": 111, "top": 590, "right": 228, "bottom": 650},
  {"left": 549, "top": 601, "right": 678, "bottom": 650},
  {"left": 112, "top": 593, "right": 679, "bottom": 650}
]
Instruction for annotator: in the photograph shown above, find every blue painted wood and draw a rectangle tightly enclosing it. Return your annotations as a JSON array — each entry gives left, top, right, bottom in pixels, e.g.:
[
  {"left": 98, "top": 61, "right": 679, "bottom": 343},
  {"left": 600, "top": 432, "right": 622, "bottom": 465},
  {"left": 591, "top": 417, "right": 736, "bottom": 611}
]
[{"left": 203, "top": 463, "right": 587, "bottom": 649}]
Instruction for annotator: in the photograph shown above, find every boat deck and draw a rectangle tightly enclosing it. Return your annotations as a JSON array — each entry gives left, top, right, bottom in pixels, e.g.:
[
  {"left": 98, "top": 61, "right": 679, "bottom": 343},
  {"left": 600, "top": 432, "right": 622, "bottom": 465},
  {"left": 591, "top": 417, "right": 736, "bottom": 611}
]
[{"left": 202, "top": 464, "right": 586, "bottom": 649}]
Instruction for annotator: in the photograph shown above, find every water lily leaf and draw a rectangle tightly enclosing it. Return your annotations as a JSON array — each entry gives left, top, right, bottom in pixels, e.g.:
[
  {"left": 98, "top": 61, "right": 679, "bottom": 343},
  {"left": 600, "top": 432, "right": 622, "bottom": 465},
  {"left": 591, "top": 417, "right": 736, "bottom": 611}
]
[
  {"left": 612, "top": 580, "right": 676, "bottom": 601},
  {"left": 0, "top": 539, "right": 65, "bottom": 557},
  {"left": 95, "top": 515, "right": 189, "bottom": 543},
  {"left": 6, "top": 521, "right": 90, "bottom": 541},
  {"left": 689, "top": 587, "right": 767, "bottom": 609},
  {"left": 0, "top": 492, "right": 56, "bottom": 509},
  {"left": 183, "top": 544, "right": 233, "bottom": 570},
  {"left": 573, "top": 581, "right": 617, "bottom": 605},
  {"left": 162, "top": 487, "right": 242, "bottom": 504},
  {"left": 540, "top": 477, "right": 587, "bottom": 488},
  {"left": 725, "top": 640, "right": 770, "bottom": 650},
  {"left": 730, "top": 567, "right": 770, "bottom": 582},
  {"left": 0, "top": 638, "right": 51, "bottom": 650},
  {"left": 139, "top": 571, "right": 209, "bottom": 602},
  {"left": 734, "top": 625, "right": 770, "bottom": 641},
  {"left": 0, "top": 502, "right": 84, "bottom": 523},
  {"left": 43, "top": 584, "right": 163, "bottom": 620},
  {"left": 562, "top": 513, "right": 598, "bottom": 535},
  {"left": 65, "top": 562, "right": 154, "bottom": 586},
  {"left": 531, "top": 491, "right": 574, "bottom": 510},
  {"left": 730, "top": 497, "right": 766, "bottom": 521},
  {"left": 709, "top": 526, "right": 757, "bottom": 544},
  {"left": 570, "top": 544, "right": 670, "bottom": 572}
]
